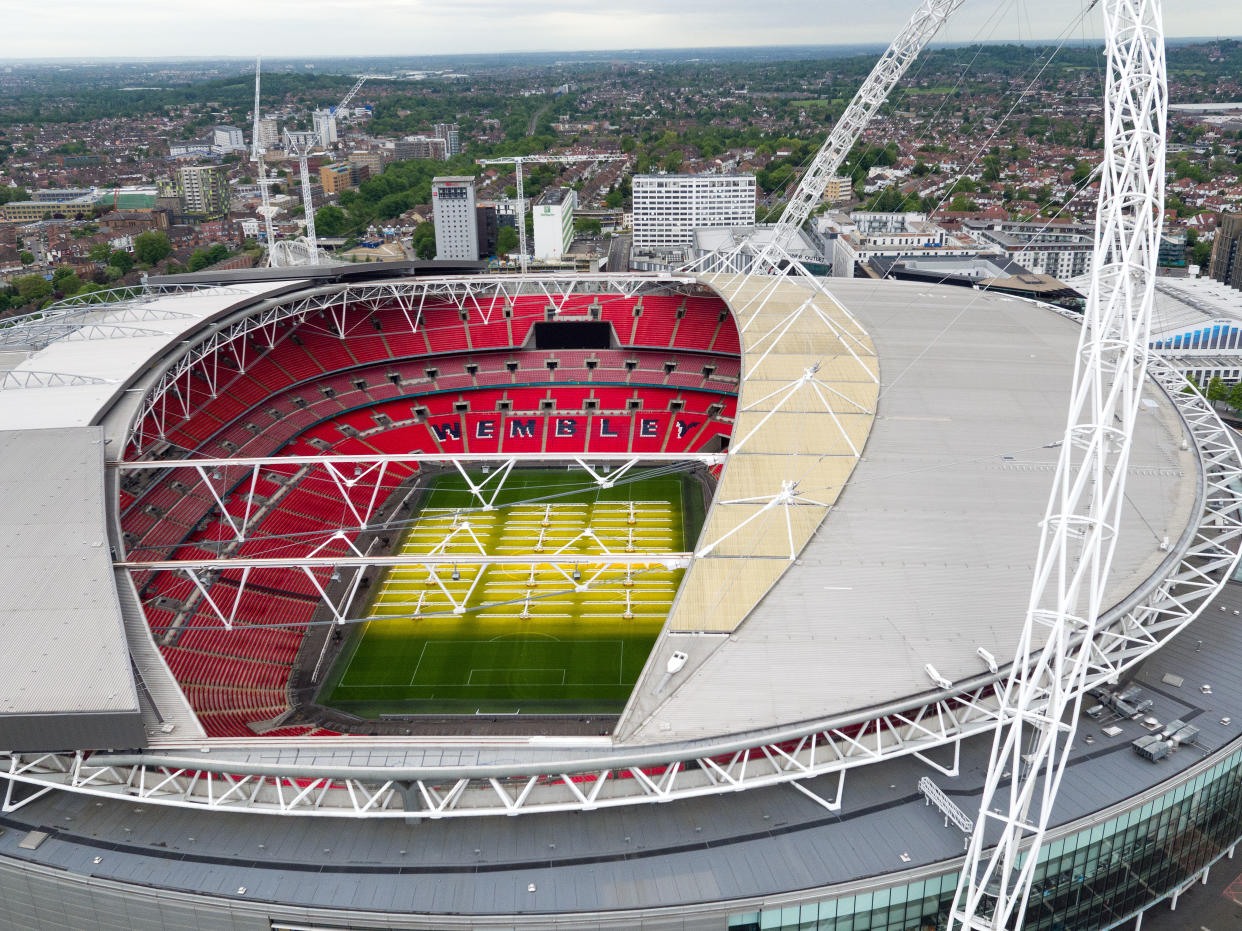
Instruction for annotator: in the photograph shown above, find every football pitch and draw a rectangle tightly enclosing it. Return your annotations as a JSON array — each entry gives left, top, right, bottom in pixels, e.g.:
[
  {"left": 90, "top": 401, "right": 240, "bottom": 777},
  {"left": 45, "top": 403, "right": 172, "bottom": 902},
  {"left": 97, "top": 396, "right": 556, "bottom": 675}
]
[{"left": 318, "top": 469, "right": 702, "bottom": 716}]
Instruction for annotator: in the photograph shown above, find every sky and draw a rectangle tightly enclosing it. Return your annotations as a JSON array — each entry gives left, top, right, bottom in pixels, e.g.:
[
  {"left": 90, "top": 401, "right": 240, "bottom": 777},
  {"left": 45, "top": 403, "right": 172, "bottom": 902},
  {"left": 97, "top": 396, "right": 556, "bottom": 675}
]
[{"left": 1, "top": 0, "right": 1239, "bottom": 60}]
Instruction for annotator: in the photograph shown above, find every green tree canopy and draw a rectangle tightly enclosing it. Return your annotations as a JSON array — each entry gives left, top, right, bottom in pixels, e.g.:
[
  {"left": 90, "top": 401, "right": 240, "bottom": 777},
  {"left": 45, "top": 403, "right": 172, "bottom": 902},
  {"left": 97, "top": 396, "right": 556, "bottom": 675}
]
[
  {"left": 108, "top": 250, "right": 135, "bottom": 274},
  {"left": 15, "top": 275, "right": 52, "bottom": 306},
  {"left": 496, "top": 225, "right": 519, "bottom": 255},
  {"left": 133, "top": 230, "right": 171, "bottom": 265},
  {"left": 412, "top": 222, "right": 437, "bottom": 260},
  {"left": 315, "top": 205, "right": 348, "bottom": 237}
]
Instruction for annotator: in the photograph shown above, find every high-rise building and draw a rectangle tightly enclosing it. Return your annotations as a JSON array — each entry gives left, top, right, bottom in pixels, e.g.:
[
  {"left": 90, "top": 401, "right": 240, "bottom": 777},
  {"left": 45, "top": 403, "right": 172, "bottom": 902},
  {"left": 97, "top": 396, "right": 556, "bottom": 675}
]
[
  {"left": 255, "top": 119, "right": 280, "bottom": 151},
  {"left": 211, "top": 126, "right": 246, "bottom": 154},
  {"left": 434, "top": 123, "right": 461, "bottom": 157},
  {"left": 171, "top": 165, "right": 230, "bottom": 219},
  {"left": 432, "top": 176, "right": 479, "bottom": 261},
  {"left": 631, "top": 174, "right": 756, "bottom": 252},
  {"left": 1208, "top": 213, "right": 1242, "bottom": 290},
  {"left": 312, "top": 109, "right": 338, "bottom": 149},
  {"left": 533, "top": 188, "right": 576, "bottom": 262}
]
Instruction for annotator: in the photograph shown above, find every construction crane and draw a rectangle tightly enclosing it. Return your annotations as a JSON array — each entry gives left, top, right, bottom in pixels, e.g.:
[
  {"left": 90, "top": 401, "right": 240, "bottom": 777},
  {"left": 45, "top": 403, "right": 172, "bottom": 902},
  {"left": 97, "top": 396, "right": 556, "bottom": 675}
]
[
  {"left": 474, "top": 153, "right": 626, "bottom": 274},
  {"left": 283, "top": 128, "right": 320, "bottom": 264},
  {"left": 749, "top": 0, "right": 966, "bottom": 266},
  {"left": 334, "top": 75, "right": 371, "bottom": 115},
  {"left": 324, "top": 74, "right": 385, "bottom": 148},
  {"left": 249, "top": 57, "right": 278, "bottom": 265}
]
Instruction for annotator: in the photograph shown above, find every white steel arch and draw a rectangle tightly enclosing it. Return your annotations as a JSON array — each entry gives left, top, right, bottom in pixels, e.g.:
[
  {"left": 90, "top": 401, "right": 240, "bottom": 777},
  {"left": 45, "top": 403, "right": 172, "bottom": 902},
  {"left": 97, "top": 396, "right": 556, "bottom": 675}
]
[{"left": 951, "top": 0, "right": 1172, "bottom": 927}]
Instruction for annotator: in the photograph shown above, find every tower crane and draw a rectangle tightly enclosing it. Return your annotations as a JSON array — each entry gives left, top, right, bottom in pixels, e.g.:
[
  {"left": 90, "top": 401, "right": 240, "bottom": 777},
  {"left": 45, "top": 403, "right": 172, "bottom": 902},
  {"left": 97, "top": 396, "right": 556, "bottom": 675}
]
[
  {"left": 474, "top": 153, "right": 626, "bottom": 274},
  {"left": 283, "top": 128, "right": 321, "bottom": 264},
  {"left": 249, "top": 57, "right": 278, "bottom": 265}
]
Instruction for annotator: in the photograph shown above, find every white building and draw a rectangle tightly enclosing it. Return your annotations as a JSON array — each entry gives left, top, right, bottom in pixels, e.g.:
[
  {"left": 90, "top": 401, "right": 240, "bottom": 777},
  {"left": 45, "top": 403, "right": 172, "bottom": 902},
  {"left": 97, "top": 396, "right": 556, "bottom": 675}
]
[
  {"left": 211, "top": 126, "right": 246, "bottom": 154},
  {"left": 432, "top": 176, "right": 479, "bottom": 261},
  {"left": 312, "top": 109, "right": 338, "bottom": 149},
  {"left": 532, "top": 188, "right": 576, "bottom": 262},
  {"left": 965, "top": 220, "right": 1095, "bottom": 280},
  {"left": 255, "top": 119, "right": 280, "bottom": 151},
  {"left": 631, "top": 174, "right": 756, "bottom": 253}
]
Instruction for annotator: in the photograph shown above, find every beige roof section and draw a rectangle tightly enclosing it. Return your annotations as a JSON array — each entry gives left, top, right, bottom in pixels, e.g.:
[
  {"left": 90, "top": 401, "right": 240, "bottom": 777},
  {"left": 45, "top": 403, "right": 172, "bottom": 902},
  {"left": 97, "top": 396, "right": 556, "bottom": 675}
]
[{"left": 660, "top": 274, "right": 878, "bottom": 632}]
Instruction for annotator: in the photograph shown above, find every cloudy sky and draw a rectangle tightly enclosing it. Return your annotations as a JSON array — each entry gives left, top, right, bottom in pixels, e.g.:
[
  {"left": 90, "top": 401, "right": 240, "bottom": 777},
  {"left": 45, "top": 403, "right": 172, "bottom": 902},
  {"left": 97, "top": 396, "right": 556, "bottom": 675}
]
[{"left": 2, "top": 0, "right": 1239, "bottom": 59}]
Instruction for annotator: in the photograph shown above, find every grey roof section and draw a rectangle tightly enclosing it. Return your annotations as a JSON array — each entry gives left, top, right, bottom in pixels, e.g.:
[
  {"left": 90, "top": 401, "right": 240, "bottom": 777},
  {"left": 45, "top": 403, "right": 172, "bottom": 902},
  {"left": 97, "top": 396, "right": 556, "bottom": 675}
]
[
  {"left": 618, "top": 279, "right": 1195, "bottom": 743},
  {"left": 0, "top": 427, "right": 142, "bottom": 743},
  {"left": 1, "top": 578, "right": 1240, "bottom": 923}
]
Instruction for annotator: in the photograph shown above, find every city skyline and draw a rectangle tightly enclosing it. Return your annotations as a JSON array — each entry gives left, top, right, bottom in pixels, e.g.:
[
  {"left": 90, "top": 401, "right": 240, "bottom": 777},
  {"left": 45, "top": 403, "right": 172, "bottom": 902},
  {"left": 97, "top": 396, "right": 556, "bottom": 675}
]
[{"left": 3, "top": 0, "right": 1241, "bottom": 60}]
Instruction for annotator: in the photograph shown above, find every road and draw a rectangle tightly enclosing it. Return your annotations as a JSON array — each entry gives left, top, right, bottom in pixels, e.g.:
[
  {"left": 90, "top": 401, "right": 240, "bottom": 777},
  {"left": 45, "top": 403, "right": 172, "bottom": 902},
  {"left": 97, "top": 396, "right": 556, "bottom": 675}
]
[
  {"left": 527, "top": 101, "right": 551, "bottom": 136},
  {"left": 607, "top": 233, "right": 631, "bottom": 272},
  {"left": 1137, "top": 856, "right": 1242, "bottom": 931}
]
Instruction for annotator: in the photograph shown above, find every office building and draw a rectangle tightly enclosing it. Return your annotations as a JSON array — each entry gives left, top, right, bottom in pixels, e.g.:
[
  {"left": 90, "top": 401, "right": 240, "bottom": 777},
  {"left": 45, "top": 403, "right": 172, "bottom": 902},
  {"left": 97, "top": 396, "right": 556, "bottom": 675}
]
[
  {"left": 631, "top": 173, "right": 756, "bottom": 252},
  {"left": 431, "top": 176, "right": 479, "bottom": 261},
  {"left": 532, "top": 187, "right": 576, "bottom": 262},
  {"left": 1209, "top": 213, "right": 1242, "bottom": 290}
]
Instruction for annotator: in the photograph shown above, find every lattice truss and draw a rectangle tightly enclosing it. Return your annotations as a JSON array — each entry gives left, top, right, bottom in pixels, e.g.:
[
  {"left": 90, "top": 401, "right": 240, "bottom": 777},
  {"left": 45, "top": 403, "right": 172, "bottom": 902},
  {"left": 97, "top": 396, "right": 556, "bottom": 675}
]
[
  {"left": 127, "top": 272, "right": 698, "bottom": 455},
  {"left": 118, "top": 452, "right": 710, "bottom": 634},
  {"left": 950, "top": 2, "right": 1223, "bottom": 928}
]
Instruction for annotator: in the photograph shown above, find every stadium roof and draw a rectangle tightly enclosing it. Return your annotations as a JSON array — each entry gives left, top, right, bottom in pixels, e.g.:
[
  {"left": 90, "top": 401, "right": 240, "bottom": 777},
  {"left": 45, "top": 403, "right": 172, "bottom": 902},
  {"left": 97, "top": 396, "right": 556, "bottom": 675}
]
[
  {"left": 0, "top": 426, "right": 143, "bottom": 750},
  {"left": 616, "top": 276, "right": 1195, "bottom": 743},
  {"left": 0, "top": 271, "right": 1200, "bottom": 761}
]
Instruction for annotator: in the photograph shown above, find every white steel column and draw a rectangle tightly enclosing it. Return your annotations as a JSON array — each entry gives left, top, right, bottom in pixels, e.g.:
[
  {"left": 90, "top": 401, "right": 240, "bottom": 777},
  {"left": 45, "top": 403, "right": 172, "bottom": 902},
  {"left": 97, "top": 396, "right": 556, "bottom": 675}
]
[{"left": 950, "top": 0, "right": 1168, "bottom": 927}]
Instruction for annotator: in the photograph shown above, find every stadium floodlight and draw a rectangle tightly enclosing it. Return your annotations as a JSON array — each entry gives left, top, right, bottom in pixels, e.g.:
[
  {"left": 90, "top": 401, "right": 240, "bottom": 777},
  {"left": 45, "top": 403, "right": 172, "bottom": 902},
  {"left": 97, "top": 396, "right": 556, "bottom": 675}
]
[{"left": 950, "top": 0, "right": 1171, "bottom": 926}]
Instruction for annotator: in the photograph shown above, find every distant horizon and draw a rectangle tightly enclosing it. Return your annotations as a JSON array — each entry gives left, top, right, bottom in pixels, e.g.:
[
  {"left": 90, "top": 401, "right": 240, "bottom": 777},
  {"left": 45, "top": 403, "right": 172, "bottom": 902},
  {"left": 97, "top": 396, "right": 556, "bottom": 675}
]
[
  {"left": 4, "top": 0, "right": 1241, "bottom": 62},
  {"left": 2, "top": 35, "right": 1240, "bottom": 68}
]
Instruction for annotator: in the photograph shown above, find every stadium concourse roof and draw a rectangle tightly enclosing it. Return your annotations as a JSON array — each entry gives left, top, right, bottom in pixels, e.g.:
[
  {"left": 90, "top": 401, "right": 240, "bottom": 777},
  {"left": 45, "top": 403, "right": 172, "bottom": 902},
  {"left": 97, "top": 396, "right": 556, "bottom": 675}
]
[{"left": 0, "top": 279, "right": 303, "bottom": 749}]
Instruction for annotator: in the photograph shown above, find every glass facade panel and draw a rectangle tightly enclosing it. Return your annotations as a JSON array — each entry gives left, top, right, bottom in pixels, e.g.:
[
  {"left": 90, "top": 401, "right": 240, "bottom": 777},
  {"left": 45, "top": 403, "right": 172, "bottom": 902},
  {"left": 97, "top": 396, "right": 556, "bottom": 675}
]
[{"left": 732, "top": 747, "right": 1242, "bottom": 931}]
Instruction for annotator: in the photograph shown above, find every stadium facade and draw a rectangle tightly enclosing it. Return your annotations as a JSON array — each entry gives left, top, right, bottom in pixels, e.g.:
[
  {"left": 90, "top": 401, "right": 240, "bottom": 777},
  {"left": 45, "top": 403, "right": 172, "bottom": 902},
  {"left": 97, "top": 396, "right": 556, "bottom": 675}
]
[{"left": 0, "top": 261, "right": 1240, "bottom": 931}]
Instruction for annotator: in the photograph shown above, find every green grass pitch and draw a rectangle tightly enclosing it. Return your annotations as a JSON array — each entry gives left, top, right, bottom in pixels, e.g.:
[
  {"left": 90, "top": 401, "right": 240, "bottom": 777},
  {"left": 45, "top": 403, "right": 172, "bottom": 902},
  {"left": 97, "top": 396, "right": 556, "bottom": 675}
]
[{"left": 318, "top": 469, "right": 701, "bottom": 716}]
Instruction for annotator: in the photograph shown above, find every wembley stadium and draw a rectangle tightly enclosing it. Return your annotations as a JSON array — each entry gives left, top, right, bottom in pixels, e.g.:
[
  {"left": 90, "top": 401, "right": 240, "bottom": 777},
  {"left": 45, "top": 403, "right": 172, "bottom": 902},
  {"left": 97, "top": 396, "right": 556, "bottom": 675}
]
[{"left": 0, "top": 250, "right": 1238, "bottom": 931}]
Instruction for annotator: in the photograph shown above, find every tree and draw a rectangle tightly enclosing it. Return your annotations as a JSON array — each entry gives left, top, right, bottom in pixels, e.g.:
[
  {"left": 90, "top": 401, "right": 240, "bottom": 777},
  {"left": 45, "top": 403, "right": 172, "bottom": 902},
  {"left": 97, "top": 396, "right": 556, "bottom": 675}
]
[
  {"left": 133, "top": 230, "right": 171, "bottom": 265},
  {"left": 412, "top": 222, "right": 437, "bottom": 260},
  {"left": 496, "top": 225, "right": 519, "bottom": 255},
  {"left": 19, "top": 250, "right": 34, "bottom": 265},
  {"left": 1228, "top": 381, "right": 1242, "bottom": 414},
  {"left": 575, "top": 217, "right": 602, "bottom": 236},
  {"left": 108, "top": 250, "right": 134, "bottom": 274},
  {"left": 315, "top": 205, "right": 348, "bottom": 237},
  {"left": 1207, "top": 376, "right": 1230, "bottom": 404},
  {"left": 15, "top": 275, "right": 52, "bottom": 306},
  {"left": 52, "top": 267, "right": 82, "bottom": 295},
  {"left": 604, "top": 187, "right": 624, "bottom": 209},
  {"left": 88, "top": 243, "right": 112, "bottom": 263}
]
